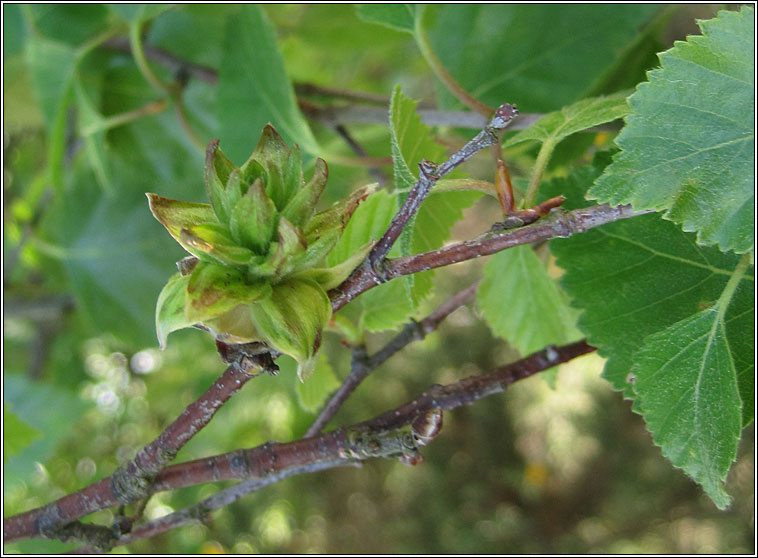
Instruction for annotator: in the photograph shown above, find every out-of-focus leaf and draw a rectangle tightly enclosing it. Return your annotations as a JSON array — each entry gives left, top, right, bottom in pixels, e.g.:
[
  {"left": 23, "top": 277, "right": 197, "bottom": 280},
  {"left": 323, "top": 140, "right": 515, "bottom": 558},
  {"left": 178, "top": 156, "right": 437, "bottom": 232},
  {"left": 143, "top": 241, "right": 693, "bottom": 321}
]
[
  {"left": 31, "top": 4, "right": 111, "bottom": 45},
  {"left": 355, "top": 4, "right": 418, "bottom": 33},
  {"left": 107, "top": 4, "right": 173, "bottom": 23},
  {"left": 589, "top": 7, "right": 755, "bottom": 254},
  {"left": 3, "top": 374, "right": 90, "bottom": 480},
  {"left": 25, "top": 35, "right": 77, "bottom": 189},
  {"left": 295, "top": 354, "right": 340, "bottom": 412},
  {"left": 3, "top": 4, "right": 27, "bottom": 55},
  {"left": 4, "top": 403, "right": 42, "bottom": 462},
  {"left": 148, "top": 4, "right": 237, "bottom": 68},
  {"left": 217, "top": 5, "right": 319, "bottom": 164},
  {"left": 74, "top": 77, "right": 111, "bottom": 192},
  {"left": 477, "top": 245, "right": 580, "bottom": 356},
  {"left": 426, "top": 4, "right": 658, "bottom": 112}
]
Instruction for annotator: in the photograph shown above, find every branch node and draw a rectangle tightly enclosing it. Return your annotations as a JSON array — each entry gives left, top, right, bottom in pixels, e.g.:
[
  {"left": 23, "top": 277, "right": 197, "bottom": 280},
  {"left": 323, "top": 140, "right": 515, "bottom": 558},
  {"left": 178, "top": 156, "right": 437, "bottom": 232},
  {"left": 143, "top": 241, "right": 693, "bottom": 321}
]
[
  {"left": 418, "top": 158, "right": 439, "bottom": 180},
  {"left": 110, "top": 461, "right": 156, "bottom": 506}
]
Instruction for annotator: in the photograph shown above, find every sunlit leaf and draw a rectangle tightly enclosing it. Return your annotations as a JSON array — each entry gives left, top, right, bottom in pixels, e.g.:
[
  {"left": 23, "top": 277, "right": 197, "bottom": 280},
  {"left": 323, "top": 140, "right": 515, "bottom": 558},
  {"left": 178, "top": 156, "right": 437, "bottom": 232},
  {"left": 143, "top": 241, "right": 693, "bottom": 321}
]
[
  {"left": 552, "top": 213, "right": 753, "bottom": 400},
  {"left": 631, "top": 308, "right": 741, "bottom": 509},
  {"left": 589, "top": 7, "right": 755, "bottom": 254},
  {"left": 477, "top": 245, "right": 580, "bottom": 356},
  {"left": 505, "top": 92, "right": 631, "bottom": 148}
]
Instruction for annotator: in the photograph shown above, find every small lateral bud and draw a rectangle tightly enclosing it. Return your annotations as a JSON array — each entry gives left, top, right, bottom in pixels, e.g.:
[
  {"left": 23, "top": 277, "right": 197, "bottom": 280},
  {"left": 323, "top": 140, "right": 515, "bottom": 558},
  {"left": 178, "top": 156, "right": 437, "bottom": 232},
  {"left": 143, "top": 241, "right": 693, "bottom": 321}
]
[{"left": 412, "top": 408, "right": 443, "bottom": 446}]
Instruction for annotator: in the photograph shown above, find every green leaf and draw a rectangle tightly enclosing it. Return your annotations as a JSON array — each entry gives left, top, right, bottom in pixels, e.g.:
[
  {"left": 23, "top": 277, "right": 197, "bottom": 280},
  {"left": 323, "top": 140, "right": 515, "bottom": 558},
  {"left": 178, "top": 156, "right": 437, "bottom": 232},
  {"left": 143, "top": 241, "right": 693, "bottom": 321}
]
[
  {"left": 26, "top": 35, "right": 78, "bottom": 189},
  {"left": 589, "top": 7, "right": 755, "bottom": 254},
  {"left": 389, "top": 85, "right": 446, "bottom": 194},
  {"left": 73, "top": 77, "right": 111, "bottom": 192},
  {"left": 30, "top": 4, "right": 111, "bottom": 46},
  {"left": 426, "top": 4, "right": 658, "bottom": 112},
  {"left": 204, "top": 139, "right": 237, "bottom": 224},
  {"left": 383, "top": 87, "right": 469, "bottom": 328},
  {"left": 217, "top": 5, "right": 319, "bottom": 163},
  {"left": 553, "top": 213, "right": 753, "bottom": 400},
  {"left": 631, "top": 308, "right": 740, "bottom": 509},
  {"left": 304, "top": 183, "right": 376, "bottom": 246},
  {"left": 505, "top": 92, "right": 631, "bottom": 148},
  {"left": 107, "top": 4, "right": 173, "bottom": 23},
  {"left": 326, "top": 189, "right": 411, "bottom": 332},
  {"left": 4, "top": 374, "right": 90, "bottom": 482},
  {"left": 185, "top": 261, "right": 271, "bottom": 323},
  {"left": 147, "top": 193, "right": 220, "bottom": 258},
  {"left": 355, "top": 4, "right": 418, "bottom": 34},
  {"left": 282, "top": 157, "right": 328, "bottom": 228},
  {"left": 477, "top": 245, "right": 580, "bottom": 356},
  {"left": 4, "top": 403, "right": 42, "bottom": 462},
  {"left": 295, "top": 354, "right": 341, "bottom": 412},
  {"left": 325, "top": 189, "right": 396, "bottom": 263},
  {"left": 180, "top": 223, "right": 255, "bottom": 266},
  {"left": 155, "top": 272, "right": 193, "bottom": 349},
  {"left": 295, "top": 241, "right": 374, "bottom": 291},
  {"left": 229, "top": 179, "right": 278, "bottom": 255},
  {"left": 250, "top": 279, "right": 332, "bottom": 380}
]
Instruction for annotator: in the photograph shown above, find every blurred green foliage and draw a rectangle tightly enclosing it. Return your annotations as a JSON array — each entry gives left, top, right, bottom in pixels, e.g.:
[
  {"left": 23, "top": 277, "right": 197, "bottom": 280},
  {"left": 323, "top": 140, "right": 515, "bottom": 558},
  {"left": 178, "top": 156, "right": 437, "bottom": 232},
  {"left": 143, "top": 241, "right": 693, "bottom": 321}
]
[{"left": 3, "top": 4, "right": 753, "bottom": 554}]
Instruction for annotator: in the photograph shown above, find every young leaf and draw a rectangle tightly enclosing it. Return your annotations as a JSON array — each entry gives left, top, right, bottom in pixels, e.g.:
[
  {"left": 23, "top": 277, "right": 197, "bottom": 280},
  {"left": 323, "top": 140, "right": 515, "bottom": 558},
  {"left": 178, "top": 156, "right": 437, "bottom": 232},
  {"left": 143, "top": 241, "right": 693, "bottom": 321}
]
[
  {"left": 295, "top": 354, "right": 341, "bottom": 411},
  {"left": 4, "top": 403, "right": 42, "bottom": 461},
  {"left": 185, "top": 261, "right": 271, "bottom": 323},
  {"left": 294, "top": 241, "right": 374, "bottom": 291},
  {"left": 218, "top": 5, "right": 319, "bottom": 163},
  {"left": 281, "top": 157, "right": 328, "bottom": 228},
  {"left": 504, "top": 92, "right": 631, "bottom": 148},
  {"left": 204, "top": 139, "right": 237, "bottom": 224},
  {"left": 147, "top": 193, "right": 220, "bottom": 258},
  {"left": 180, "top": 223, "right": 255, "bottom": 266},
  {"left": 250, "top": 279, "right": 332, "bottom": 380},
  {"left": 229, "top": 178, "right": 277, "bottom": 255},
  {"left": 477, "top": 245, "right": 580, "bottom": 356},
  {"left": 589, "top": 7, "right": 755, "bottom": 254},
  {"left": 155, "top": 272, "right": 193, "bottom": 349},
  {"left": 631, "top": 308, "right": 741, "bottom": 510}
]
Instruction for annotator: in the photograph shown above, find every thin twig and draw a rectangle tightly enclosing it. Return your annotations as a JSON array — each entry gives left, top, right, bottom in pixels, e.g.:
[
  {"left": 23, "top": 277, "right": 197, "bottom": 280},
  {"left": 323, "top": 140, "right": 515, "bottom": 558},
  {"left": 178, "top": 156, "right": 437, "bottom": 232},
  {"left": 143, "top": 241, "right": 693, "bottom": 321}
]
[
  {"left": 306, "top": 281, "right": 480, "bottom": 437},
  {"left": 2, "top": 354, "right": 275, "bottom": 544},
  {"left": 330, "top": 204, "right": 649, "bottom": 313},
  {"left": 73, "top": 340, "right": 595, "bottom": 551},
  {"left": 368, "top": 103, "right": 519, "bottom": 273}
]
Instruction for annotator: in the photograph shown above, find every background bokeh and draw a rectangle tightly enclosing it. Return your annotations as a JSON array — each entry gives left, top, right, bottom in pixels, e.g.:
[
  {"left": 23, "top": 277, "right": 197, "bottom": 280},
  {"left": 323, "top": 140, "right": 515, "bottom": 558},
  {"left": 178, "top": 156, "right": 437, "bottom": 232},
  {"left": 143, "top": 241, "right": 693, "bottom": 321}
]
[{"left": 3, "top": 4, "right": 753, "bottom": 553}]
